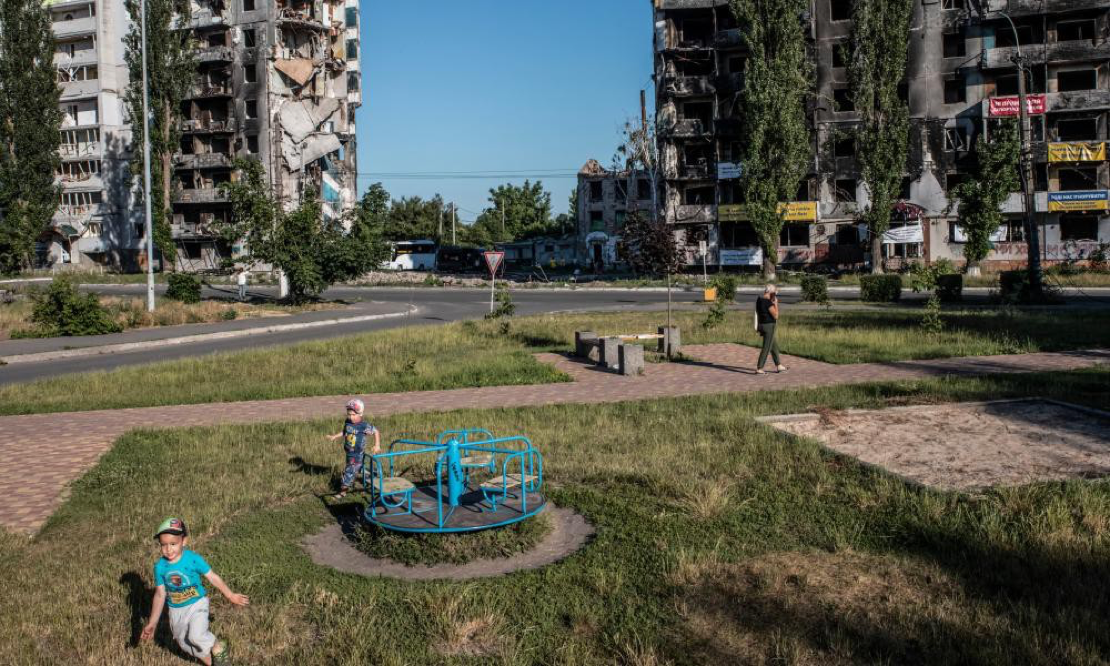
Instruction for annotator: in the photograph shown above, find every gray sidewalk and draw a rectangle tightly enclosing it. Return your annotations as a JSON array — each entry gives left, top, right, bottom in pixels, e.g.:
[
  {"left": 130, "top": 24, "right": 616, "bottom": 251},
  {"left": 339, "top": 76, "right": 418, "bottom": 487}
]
[{"left": 0, "top": 299, "right": 412, "bottom": 359}]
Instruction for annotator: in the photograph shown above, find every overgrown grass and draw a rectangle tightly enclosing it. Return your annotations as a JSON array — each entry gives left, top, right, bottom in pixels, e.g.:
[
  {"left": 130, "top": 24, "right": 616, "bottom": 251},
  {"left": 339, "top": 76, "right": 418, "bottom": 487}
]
[
  {"left": 3, "top": 308, "right": 1106, "bottom": 415},
  {"left": 0, "top": 297, "right": 339, "bottom": 340},
  {"left": 2, "top": 369, "right": 1109, "bottom": 664}
]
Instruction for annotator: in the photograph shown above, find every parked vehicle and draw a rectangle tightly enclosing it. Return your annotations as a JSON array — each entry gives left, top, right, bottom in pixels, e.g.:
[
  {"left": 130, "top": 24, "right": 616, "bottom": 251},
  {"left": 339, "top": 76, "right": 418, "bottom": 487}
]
[
  {"left": 382, "top": 240, "right": 437, "bottom": 271},
  {"left": 436, "top": 246, "right": 485, "bottom": 273}
]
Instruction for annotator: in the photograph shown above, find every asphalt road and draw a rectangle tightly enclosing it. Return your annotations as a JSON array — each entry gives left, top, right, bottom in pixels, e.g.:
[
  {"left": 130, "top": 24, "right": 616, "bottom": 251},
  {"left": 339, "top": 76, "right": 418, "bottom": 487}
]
[{"left": 0, "top": 286, "right": 710, "bottom": 384}]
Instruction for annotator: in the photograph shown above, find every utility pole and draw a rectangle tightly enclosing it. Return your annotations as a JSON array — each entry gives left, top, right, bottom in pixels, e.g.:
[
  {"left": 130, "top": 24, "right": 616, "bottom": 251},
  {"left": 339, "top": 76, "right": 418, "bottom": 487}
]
[
  {"left": 140, "top": 0, "right": 156, "bottom": 312},
  {"left": 501, "top": 206, "right": 505, "bottom": 239},
  {"left": 1002, "top": 12, "right": 1043, "bottom": 297},
  {"left": 451, "top": 204, "right": 456, "bottom": 245},
  {"left": 438, "top": 208, "right": 443, "bottom": 241}
]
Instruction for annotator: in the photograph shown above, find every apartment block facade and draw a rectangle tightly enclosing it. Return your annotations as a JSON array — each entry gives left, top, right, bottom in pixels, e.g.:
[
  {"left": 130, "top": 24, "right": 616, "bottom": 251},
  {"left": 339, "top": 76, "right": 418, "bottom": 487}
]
[
  {"left": 44, "top": 0, "right": 361, "bottom": 271},
  {"left": 648, "top": 0, "right": 1110, "bottom": 271},
  {"left": 575, "top": 160, "right": 655, "bottom": 270},
  {"left": 48, "top": 0, "right": 139, "bottom": 268}
]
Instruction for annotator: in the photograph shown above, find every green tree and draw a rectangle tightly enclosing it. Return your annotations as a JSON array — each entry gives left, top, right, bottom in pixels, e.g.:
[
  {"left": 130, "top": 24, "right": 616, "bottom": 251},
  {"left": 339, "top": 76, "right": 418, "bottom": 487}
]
[
  {"left": 472, "top": 180, "right": 554, "bottom": 242},
  {"left": 123, "top": 0, "right": 196, "bottom": 269},
  {"left": 618, "top": 211, "right": 685, "bottom": 329},
  {"left": 0, "top": 0, "right": 61, "bottom": 274},
  {"left": 219, "top": 158, "right": 385, "bottom": 302},
  {"left": 948, "top": 121, "right": 1020, "bottom": 274},
  {"left": 732, "top": 0, "right": 812, "bottom": 280},
  {"left": 384, "top": 195, "right": 451, "bottom": 242},
  {"left": 847, "top": 0, "right": 913, "bottom": 274}
]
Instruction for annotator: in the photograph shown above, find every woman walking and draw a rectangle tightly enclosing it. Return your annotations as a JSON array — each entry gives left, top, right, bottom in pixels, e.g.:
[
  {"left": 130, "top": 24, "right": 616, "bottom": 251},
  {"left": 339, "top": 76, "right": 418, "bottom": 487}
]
[{"left": 754, "top": 284, "right": 787, "bottom": 374}]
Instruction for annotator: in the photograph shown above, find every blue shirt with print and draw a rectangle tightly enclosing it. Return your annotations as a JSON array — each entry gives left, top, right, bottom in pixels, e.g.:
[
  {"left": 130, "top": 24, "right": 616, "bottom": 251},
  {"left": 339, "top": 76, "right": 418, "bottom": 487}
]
[
  {"left": 154, "top": 550, "right": 211, "bottom": 608},
  {"left": 343, "top": 419, "right": 376, "bottom": 454}
]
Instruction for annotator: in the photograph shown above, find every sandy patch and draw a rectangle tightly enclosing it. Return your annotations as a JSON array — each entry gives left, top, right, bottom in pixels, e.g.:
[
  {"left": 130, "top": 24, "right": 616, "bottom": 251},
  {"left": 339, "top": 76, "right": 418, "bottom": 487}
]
[{"left": 760, "top": 399, "right": 1110, "bottom": 490}]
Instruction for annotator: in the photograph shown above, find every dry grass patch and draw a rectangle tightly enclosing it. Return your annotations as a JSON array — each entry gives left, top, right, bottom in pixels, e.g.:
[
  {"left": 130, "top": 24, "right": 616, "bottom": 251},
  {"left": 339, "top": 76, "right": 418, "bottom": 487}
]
[{"left": 677, "top": 551, "right": 967, "bottom": 665}]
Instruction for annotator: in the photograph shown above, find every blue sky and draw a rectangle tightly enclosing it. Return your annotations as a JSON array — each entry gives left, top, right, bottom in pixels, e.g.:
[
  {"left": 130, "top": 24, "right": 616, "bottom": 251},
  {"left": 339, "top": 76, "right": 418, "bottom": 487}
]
[{"left": 356, "top": 0, "right": 654, "bottom": 224}]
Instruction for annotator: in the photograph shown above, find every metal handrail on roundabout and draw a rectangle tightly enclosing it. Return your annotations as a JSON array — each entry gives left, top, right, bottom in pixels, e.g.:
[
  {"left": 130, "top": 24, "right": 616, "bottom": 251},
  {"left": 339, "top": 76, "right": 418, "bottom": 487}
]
[{"left": 362, "top": 429, "right": 545, "bottom": 534}]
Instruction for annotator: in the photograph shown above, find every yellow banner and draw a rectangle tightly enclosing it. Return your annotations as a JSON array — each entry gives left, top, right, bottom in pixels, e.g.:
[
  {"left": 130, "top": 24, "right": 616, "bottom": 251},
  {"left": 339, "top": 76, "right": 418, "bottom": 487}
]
[
  {"left": 1048, "top": 142, "right": 1106, "bottom": 163},
  {"left": 717, "top": 202, "right": 817, "bottom": 222},
  {"left": 1047, "top": 191, "right": 1109, "bottom": 212}
]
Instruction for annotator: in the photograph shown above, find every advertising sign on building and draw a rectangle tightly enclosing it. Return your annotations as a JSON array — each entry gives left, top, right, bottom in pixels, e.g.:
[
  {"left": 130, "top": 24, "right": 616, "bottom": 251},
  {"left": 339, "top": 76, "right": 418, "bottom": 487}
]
[
  {"left": 1047, "top": 190, "right": 1109, "bottom": 212},
  {"left": 717, "top": 162, "right": 742, "bottom": 180},
  {"left": 988, "top": 94, "right": 1046, "bottom": 117},
  {"left": 719, "top": 247, "right": 763, "bottom": 266},
  {"left": 1048, "top": 142, "right": 1107, "bottom": 163},
  {"left": 717, "top": 202, "right": 817, "bottom": 222}
]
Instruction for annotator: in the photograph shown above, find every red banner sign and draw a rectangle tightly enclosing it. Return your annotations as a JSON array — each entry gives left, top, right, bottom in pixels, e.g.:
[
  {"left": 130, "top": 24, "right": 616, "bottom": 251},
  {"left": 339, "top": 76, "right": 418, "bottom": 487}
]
[{"left": 988, "top": 94, "right": 1046, "bottom": 117}]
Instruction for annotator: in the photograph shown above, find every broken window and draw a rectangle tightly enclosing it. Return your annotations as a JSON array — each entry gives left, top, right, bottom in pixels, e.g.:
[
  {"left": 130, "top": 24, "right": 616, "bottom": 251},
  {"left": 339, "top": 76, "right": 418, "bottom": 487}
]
[
  {"left": 835, "top": 179, "right": 857, "bottom": 202},
  {"left": 833, "top": 136, "right": 855, "bottom": 158},
  {"left": 832, "top": 40, "right": 848, "bottom": 68},
  {"left": 243, "top": 0, "right": 255, "bottom": 11},
  {"left": 244, "top": 62, "right": 257, "bottom": 83},
  {"left": 615, "top": 180, "right": 628, "bottom": 202},
  {"left": 680, "top": 19, "right": 712, "bottom": 47},
  {"left": 830, "top": 0, "right": 851, "bottom": 22},
  {"left": 1058, "top": 167, "right": 1098, "bottom": 190},
  {"left": 247, "top": 135, "right": 259, "bottom": 153},
  {"left": 180, "top": 137, "right": 195, "bottom": 155},
  {"left": 637, "top": 178, "right": 652, "bottom": 200},
  {"left": 243, "top": 29, "right": 256, "bottom": 48},
  {"left": 346, "top": 7, "right": 357, "bottom": 28},
  {"left": 1055, "top": 116, "right": 1099, "bottom": 141},
  {"left": 945, "top": 126, "right": 970, "bottom": 151},
  {"left": 943, "top": 31, "right": 966, "bottom": 58},
  {"left": 780, "top": 224, "right": 809, "bottom": 247},
  {"left": 833, "top": 88, "right": 854, "bottom": 112},
  {"left": 946, "top": 172, "right": 969, "bottom": 191},
  {"left": 900, "top": 177, "right": 913, "bottom": 199},
  {"left": 1058, "top": 69, "right": 1097, "bottom": 93},
  {"left": 1057, "top": 19, "right": 1095, "bottom": 42},
  {"left": 589, "top": 210, "right": 604, "bottom": 231},
  {"left": 683, "top": 186, "right": 714, "bottom": 205},
  {"left": 1060, "top": 215, "right": 1099, "bottom": 241},
  {"left": 942, "top": 0, "right": 964, "bottom": 9},
  {"left": 994, "top": 24, "right": 1036, "bottom": 48},
  {"left": 945, "top": 76, "right": 966, "bottom": 104},
  {"left": 720, "top": 221, "right": 759, "bottom": 247},
  {"left": 589, "top": 181, "right": 603, "bottom": 202},
  {"left": 207, "top": 32, "right": 227, "bottom": 47},
  {"left": 681, "top": 101, "right": 713, "bottom": 126},
  {"left": 346, "top": 39, "right": 358, "bottom": 60},
  {"left": 245, "top": 99, "right": 257, "bottom": 119}
]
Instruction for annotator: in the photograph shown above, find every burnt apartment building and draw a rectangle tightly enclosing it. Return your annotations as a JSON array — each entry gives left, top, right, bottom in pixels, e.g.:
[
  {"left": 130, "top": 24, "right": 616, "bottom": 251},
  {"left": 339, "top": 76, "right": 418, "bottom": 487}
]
[
  {"left": 575, "top": 160, "right": 655, "bottom": 270},
  {"left": 174, "top": 0, "right": 361, "bottom": 269},
  {"left": 651, "top": 0, "right": 1110, "bottom": 271}
]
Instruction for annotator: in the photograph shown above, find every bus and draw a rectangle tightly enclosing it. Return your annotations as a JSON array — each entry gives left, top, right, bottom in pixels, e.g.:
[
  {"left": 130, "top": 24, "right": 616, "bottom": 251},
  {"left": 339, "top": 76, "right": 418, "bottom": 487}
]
[{"left": 382, "top": 240, "right": 437, "bottom": 271}]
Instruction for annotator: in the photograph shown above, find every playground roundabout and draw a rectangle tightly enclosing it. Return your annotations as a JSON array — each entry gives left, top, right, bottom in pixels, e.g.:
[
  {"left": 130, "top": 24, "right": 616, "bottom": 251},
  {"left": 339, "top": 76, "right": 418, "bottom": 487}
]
[{"left": 303, "top": 428, "right": 595, "bottom": 580}]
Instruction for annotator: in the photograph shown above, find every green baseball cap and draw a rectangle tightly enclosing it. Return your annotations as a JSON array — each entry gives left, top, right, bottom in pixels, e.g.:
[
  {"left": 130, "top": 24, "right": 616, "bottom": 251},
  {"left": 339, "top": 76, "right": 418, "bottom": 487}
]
[{"left": 154, "top": 517, "right": 188, "bottom": 539}]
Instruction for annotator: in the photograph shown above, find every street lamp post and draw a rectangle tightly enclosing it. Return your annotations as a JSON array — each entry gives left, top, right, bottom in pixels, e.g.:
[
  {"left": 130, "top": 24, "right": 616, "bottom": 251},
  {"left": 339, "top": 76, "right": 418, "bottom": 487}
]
[
  {"left": 140, "top": 0, "right": 156, "bottom": 312},
  {"left": 998, "top": 11, "right": 1044, "bottom": 296}
]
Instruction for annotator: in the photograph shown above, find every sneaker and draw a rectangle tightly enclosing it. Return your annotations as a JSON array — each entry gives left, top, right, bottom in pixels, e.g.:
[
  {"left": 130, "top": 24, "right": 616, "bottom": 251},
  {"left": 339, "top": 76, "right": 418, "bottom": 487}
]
[
  {"left": 755, "top": 369, "right": 766, "bottom": 375},
  {"left": 776, "top": 365, "right": 788, "bottom": 372},
  {"left": 211, "top": 640, "right": 230, "bottom": 666}
]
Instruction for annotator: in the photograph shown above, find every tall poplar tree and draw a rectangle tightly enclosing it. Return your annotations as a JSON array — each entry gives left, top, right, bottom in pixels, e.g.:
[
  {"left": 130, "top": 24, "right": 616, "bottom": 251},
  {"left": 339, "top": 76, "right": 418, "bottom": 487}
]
[
  {"left": 732, "top": 0, "right": 812, "bottom": 280},
  {"left": 847, "top": 0, "right": 913, "bottom": 274},
  {"left": 123, "top": 0, "right": 195, "bottom": 269},
  {"left": 949, "top": 120, "right": 1020, "bottom": 274},
  {"left": 0, "top": 0, "right": 62, "bottom": 274}
]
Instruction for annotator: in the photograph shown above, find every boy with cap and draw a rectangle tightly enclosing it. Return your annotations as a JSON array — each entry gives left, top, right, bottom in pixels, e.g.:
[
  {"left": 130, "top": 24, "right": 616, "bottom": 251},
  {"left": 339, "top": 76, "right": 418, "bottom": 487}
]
[
  {"left": 326, "top": 398, "right": 381, "bottom": 498},
  {"left": 141, "top": 517, "right": 249, "bottom": 665}
]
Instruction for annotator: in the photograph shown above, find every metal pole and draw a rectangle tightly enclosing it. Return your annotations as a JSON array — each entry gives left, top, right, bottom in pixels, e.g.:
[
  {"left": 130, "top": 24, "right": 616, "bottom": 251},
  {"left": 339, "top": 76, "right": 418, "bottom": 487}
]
[
  {"left": 451, "top": 204, "right": 456, "bottom": 245},
  {"left": 140, "top": 0, "right": 155, "bottom": 312},
  {"left": 1000, "top": 11, "right": 1043, "bottom": 295}
]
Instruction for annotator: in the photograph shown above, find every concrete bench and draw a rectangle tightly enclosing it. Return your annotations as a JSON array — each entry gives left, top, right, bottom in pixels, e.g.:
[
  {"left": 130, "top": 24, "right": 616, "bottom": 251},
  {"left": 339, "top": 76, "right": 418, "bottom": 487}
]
[{"left": 573, "top": 330, "right": 650, "bottom": 376}]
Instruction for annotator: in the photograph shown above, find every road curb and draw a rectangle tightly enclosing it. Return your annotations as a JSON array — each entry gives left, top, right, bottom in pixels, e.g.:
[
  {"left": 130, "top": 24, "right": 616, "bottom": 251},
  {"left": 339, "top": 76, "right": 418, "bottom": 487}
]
[{"left": 0, "top": 305, "right": 418, "bottom": 365}]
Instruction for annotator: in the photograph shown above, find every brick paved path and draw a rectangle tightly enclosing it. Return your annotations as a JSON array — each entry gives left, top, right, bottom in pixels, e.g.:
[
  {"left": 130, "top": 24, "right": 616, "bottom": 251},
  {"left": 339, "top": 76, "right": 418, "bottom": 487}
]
[{"left": 1, "top": 345, "right": 1106, "bottom": 533}]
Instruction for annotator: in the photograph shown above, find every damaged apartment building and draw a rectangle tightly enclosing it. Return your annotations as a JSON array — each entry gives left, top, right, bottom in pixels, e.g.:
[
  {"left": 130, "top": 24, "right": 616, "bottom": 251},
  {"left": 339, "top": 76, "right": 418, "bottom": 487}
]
[
  {"left": 173, "top": 0, "right": 361, "bottom": 269},
  {"left": 649, "top": 0, "right": 1110, "bottom": 271}
]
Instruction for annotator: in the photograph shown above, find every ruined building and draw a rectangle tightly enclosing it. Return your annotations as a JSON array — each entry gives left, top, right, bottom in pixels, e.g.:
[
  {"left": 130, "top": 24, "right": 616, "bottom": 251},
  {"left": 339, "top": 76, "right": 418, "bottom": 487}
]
[
  {"left": 575, "top": 160, "right": 655, "bottom": 269},
  {"left": 175, "top": 0, "right": 361, "bottom": 269},
  {"left": 44, "top": 0, "right": 361, "bottom": 271},
  {"left": 48, "top": 0, "right": 139, "bottom": 268},
  {"left": 649, "top": 0, "right": 1110, "bottom": 270}
]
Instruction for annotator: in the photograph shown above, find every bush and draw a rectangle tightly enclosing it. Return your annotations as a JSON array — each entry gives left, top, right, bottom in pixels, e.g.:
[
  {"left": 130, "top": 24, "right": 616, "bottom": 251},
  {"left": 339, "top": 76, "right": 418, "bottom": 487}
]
[
  {"left": 710, "top": 275, "right": 739, "bottom": 301},
  {"left": 800, "top": 275, "right": 829, "bottom": 304},
  {"left": 165, "top": 273, "right": 202, "bottom": 303},
  {"left": 28, "top": 277, "right": 122, "bottom": 337},
  {"left": 934, "top": 274, "right": 963, "bottom": 303},
  {"left": 997, "top": 269, "right": 1060, "bottom": 304},
  {"left": 484, "top": 282, "right": 515, "bottom": 320},
  {"left": 859, "top": 275, "right": 902, "bottom": 303}
]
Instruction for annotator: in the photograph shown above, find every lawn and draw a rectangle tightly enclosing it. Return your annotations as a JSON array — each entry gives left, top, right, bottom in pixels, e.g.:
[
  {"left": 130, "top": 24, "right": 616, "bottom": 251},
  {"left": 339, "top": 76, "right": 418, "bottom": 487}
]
[
  {"left": 2, "top": 368, "right": 1109, "bottom": 664},
  {"left": 2, "top": 307, "right": 1107, "bottom": 416}
]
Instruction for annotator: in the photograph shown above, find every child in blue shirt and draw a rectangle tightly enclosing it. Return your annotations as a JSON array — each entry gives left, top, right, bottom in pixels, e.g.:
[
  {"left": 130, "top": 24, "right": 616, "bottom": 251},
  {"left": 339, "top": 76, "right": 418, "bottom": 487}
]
[
  {"left": 141, "top": 517, "right": 249, "bottom": 665},
  {"left": 326, "top": 398, "right": 381, "bottom": 498}
]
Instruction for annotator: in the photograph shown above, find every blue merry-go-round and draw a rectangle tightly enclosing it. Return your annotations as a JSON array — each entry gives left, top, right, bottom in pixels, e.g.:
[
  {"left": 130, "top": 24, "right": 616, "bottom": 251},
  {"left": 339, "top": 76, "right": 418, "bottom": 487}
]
[{"left": 361, "top": 429, "right": 545, "bottom": 534}]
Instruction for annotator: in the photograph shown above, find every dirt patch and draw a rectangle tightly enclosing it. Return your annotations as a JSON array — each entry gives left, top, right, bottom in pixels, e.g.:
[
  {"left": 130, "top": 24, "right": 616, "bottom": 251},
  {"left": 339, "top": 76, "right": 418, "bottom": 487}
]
[
  {"left": 761, "top": 399, "right": 1110, "bottom": 490},
  {"left": 678, "top": 551, "right": 968, "bottom": 665},
  {"left": 303, "top": 504, "right": 594, "bottom": 580}
]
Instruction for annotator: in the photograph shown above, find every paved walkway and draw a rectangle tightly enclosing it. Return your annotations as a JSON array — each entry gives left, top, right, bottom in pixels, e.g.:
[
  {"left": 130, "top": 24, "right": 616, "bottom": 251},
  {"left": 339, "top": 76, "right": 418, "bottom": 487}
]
[{"left": 1, "top": 345, "right": 1106, "bottom": 533}]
